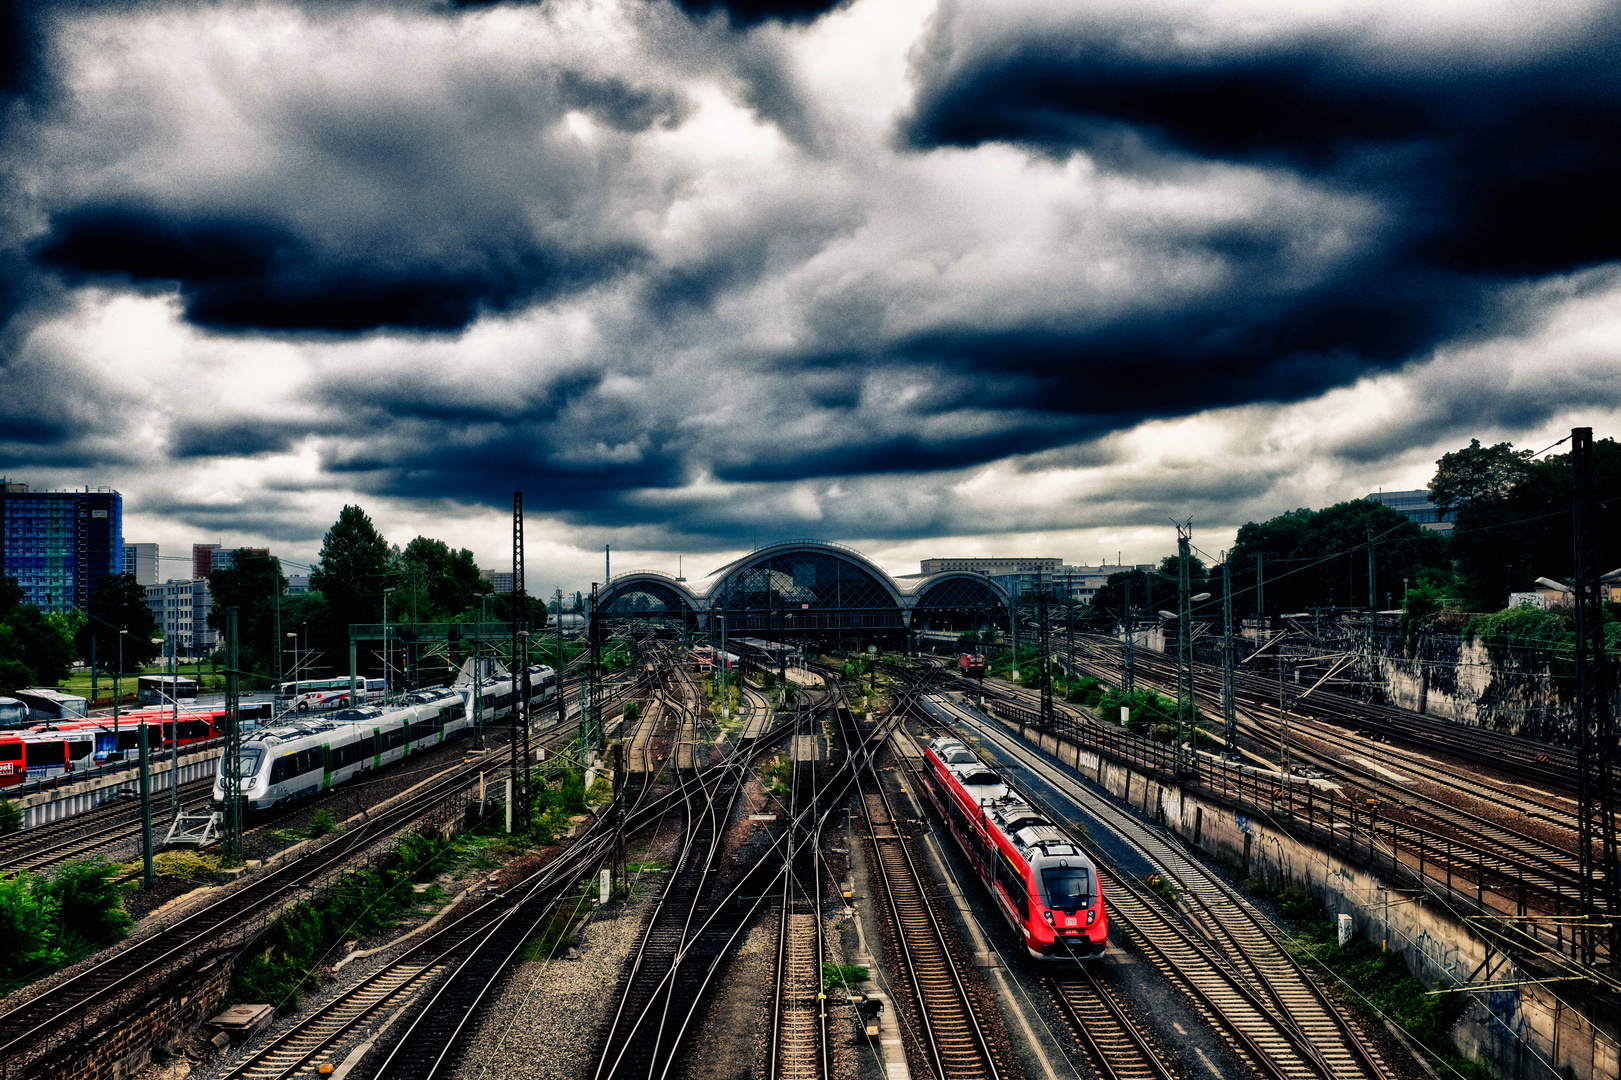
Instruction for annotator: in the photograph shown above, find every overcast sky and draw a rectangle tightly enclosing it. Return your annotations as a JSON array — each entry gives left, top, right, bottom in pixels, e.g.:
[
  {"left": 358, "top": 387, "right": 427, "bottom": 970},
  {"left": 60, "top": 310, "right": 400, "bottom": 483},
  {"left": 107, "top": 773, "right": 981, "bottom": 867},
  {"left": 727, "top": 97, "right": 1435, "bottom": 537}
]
[{"left": 3, "top": 0, "right": 1619, "bottom": 598}]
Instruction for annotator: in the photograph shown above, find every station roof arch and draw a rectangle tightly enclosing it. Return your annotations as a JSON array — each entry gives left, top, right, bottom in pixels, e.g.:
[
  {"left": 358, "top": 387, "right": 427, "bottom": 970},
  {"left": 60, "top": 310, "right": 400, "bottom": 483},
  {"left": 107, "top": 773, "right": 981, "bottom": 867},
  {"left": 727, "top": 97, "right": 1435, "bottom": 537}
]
[{"left": 598, "top": 571, "right": 701, "bottom": 618}]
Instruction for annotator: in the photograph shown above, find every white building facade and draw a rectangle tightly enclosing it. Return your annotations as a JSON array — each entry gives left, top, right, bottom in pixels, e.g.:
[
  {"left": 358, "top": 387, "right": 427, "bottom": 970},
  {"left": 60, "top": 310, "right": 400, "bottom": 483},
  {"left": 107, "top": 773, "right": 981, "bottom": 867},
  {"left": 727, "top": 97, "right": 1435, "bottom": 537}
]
[{"left": 146, "top": 578, "right": 217, "bottom": 654}]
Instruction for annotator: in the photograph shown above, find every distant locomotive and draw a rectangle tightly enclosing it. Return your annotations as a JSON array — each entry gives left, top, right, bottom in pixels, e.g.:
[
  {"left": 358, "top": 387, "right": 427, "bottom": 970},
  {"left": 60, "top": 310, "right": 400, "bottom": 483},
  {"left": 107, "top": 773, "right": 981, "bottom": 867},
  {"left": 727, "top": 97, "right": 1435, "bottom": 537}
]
[
  {"left": 959, "top": 653, "right": 986, "bottom": 678},
  {"left": 922, "top": 736, "right": 1107, "bottom": 961}
]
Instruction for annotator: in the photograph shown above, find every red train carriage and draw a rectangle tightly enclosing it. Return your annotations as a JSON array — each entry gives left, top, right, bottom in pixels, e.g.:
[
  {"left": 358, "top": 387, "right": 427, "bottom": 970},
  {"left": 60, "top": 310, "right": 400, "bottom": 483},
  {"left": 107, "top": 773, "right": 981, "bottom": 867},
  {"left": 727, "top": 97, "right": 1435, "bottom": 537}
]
[
  {"left": 31, "top": 711, "right": 227, "bottom": 762},
  {"left": 0, "top": 731, "right": 96, "bottom": 787},
  {"left": 959, "top": 653, "right": 986, "bottom": 678},
  {"left": 922, "top": 736, "right": 1107, "bottom": 961}
]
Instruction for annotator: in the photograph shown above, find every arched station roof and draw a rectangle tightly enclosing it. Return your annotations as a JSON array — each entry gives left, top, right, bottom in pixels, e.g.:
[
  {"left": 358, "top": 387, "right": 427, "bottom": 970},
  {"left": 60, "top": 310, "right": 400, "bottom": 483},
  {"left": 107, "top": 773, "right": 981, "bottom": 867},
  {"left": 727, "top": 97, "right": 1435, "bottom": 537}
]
[
  {"left": 596, "top": 541, "right": 1009, "bottom": 633},
  {"left": 597, "top": 571, "right": 702, "bottom": 619}
]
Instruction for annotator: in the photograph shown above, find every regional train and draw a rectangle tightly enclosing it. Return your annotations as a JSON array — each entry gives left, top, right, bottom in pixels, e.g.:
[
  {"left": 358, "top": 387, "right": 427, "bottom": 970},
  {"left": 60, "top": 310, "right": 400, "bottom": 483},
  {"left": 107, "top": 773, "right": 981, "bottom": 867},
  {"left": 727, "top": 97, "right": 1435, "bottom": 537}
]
[
  {"left": 216, "top": 665, "right": 556, "bottom": 813},
  {"left": 922, "top": 736, "right": 1107, "bottom": 961},
  {"left": 691, "top": 646, "right": 741, "bottom": 674},
  {"left": 959, "top": 653, "right": 986, "bottom": 678}
]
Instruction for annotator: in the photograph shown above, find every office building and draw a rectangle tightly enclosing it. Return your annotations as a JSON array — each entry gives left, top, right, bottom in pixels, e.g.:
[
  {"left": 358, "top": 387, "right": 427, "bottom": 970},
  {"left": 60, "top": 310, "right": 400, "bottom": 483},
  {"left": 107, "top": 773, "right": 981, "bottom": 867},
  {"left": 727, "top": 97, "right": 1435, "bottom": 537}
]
[
  {"left": 920, "top": 557, "right": 1061, "bottom": 575},
  {"left": 146, "top": 578, "right": 216, "bottom": 654},
  {"left": 1365, "top": 489, "right": 1454, "bottom": 536},
  {"left": 123, "top": 542, "right": 159, "bottom": 586},
  {"left": 483, "top": 569, "right": 514, "bottom": 594},
  {"left": 0, "top": 481, "right": 122, "bottom": 612},
  {"left": 192, "top": 543, "right": 267, "bottom": 578},
  {"left": 287, "top": 574, "right": 311, "bottom": 595}
]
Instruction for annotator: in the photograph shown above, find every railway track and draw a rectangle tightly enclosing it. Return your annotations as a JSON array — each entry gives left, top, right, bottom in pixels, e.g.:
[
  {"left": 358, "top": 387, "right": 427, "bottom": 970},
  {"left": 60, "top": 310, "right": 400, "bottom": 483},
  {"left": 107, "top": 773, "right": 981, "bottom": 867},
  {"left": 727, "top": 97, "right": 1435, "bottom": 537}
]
[
  {"left": 771, "top": 706, "right": 828, "bottom": 1080},
  {"left": 230, "top": 674, "right": 687, "bottom": 1080},
  {"left": 0, "top": 747, "right": 504, "bottom": 1078},
  {"left": 0, "top": 777, "right": 217, "bottom": 875},
  {"left": 847, "top": 699, "right": 1003, "bottom": 1080},
  {"left": 925, "top": 695, "right": 1389, "bottom": 1080},
  {"left": 1062, "top": 641, "right": 1586, "bottom": 900},
  {"left": 1046, "top": 968, "right": 1178, "bottom": 1080}
]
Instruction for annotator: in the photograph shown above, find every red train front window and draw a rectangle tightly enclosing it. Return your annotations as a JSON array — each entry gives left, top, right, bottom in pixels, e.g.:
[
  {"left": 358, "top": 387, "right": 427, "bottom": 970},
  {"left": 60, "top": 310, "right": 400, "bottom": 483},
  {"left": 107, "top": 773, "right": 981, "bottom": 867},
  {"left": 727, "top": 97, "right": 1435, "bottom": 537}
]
[{"left": 1040, "top": 865, "right": 1094, "bottom": 912}]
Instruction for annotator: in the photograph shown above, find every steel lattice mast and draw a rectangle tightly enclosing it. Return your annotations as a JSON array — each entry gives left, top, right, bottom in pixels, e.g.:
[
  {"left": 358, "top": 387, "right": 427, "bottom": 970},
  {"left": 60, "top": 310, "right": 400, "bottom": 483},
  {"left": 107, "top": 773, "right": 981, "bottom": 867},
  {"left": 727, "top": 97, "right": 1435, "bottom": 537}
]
[{"left": 1571, "top": 426, "right": 1618, "bottom": 964}]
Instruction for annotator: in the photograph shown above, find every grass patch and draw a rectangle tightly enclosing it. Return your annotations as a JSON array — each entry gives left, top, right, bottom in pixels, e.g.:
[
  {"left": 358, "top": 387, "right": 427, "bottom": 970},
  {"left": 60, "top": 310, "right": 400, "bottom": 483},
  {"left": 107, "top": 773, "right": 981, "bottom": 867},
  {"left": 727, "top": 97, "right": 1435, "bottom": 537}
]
[
  {"left": 1140, "top": 872, "right": 1178, "bottom": 904},
  {"left": 153, "top": 850, "right": 223, "bottom": 881},
  {"left": 1276, "top": 887, "right": 1490, "bottom": 1080},
  {"left": 762, "top": 756, "right": 792, "bottom": 799},
  {"left": 822, "top": 962, "right": 869, "bottom": 992}
]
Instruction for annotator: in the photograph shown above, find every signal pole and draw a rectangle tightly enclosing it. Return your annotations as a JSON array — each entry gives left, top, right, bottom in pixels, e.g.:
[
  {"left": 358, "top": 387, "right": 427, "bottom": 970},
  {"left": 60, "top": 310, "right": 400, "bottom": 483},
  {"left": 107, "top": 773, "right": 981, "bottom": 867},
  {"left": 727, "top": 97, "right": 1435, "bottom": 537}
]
[
  {"left": 1038, "top": 566, "right": 1054, "bottom": 728},
  {"left": 556, "top": 588, "right": 566, "bottom": 731},
  {"left": 512, "top": 491, "right": 528, "bottom": 825}
]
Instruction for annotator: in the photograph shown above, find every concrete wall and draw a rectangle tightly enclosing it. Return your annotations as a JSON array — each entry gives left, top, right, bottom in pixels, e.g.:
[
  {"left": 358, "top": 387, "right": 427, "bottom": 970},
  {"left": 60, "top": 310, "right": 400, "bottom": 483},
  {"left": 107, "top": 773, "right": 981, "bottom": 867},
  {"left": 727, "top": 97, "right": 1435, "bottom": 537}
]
[
  {"left": 15, "top": 747, "right": 223, "bottom": 829},
  {"left": 991, "top": 714, "right": 1620, "bottom": 1080}
]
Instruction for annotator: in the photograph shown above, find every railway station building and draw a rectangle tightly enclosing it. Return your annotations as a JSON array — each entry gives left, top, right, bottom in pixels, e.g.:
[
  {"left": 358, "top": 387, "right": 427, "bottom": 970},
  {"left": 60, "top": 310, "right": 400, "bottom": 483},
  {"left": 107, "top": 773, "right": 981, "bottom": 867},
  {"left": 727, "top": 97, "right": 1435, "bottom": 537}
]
[{"left": 596, "top": 539, "right": 1011, "bottom": 651}]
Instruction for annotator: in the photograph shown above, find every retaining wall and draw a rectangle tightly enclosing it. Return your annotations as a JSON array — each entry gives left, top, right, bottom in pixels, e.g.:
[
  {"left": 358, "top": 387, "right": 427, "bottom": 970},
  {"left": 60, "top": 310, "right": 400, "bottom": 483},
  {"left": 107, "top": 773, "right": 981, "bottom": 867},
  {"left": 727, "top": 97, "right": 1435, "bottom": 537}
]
[{"left": 13, "top": 747, "right": 223, "bottom": 830}]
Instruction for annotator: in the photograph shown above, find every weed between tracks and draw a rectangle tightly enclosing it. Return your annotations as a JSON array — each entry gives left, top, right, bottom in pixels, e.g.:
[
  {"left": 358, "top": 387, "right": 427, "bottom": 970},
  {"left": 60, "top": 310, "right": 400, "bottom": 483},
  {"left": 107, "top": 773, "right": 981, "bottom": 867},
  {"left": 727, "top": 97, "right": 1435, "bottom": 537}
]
[{"left": 1255, "top": 882, "right": 1491, "bottom": 1080}]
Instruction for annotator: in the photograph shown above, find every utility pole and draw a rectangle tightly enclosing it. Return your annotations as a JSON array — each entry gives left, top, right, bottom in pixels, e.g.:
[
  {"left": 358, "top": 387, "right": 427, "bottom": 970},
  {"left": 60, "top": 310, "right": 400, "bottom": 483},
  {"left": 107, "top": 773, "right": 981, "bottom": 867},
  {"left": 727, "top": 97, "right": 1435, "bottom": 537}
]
[
  {"left": 588, "top": 582, "right": 603, "bottom": 753},
  {"left": 512, "top": 491, "right": 527, "bottom": 825},
  {"left": 222, "top": 608, "right": 242, "bottom": 862},
  {"left": 473, "top": 609, "right": 484, "bottom": 751},
  {"left": 1175, "top": 522, "right": 1194, "bottom": 776},
  {"left": 1122, "top": 577, "right": 1135, "bottom": 699},
  {"left": 139, "top": 719, "right": 154, "bottom": 887},
  {"left": 1038, "top": 566, "right": 1054, "bottom": 727},
  {"left": 1571, "top": 426, "right": 1618, "bottom": 964},
  {"left": 556, "top": 588, "right": 566, "bottom": 731},
  {"left": 1222, "top": 555, "right": 1237, "bottom": 757},
  {"left": 168, "top": 635, "right": 179, "bottom": 820},
  {"left": 1256, "top": 552, "right": 1266, "bottom": 630},
  {"left": 1365, "top": 527, "right": 1377, "bottom": 691}
]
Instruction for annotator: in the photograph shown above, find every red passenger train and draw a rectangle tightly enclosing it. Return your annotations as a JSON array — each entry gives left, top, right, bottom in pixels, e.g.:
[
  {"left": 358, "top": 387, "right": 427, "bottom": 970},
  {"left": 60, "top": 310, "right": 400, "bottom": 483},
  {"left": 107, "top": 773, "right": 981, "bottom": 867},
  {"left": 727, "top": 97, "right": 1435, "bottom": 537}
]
[
  {"left": 922, "top": 736, "right": 1107, "bottom": 961},
  {"left": 959, "top": 653, "right": 986, "bottom": 678}
]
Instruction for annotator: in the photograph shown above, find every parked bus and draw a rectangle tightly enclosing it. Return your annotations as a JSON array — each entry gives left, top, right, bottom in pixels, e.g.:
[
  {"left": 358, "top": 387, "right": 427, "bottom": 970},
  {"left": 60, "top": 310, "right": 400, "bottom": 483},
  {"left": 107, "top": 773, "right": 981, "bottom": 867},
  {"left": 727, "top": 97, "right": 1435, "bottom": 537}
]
[
  {"left": 138, "top": 675, "right": 198, "bottom": 706},
  {"left": 0, "top": 697, "right": 31, "bottom": 729},
  {"left": 278, "top": 678, "right": 385, "bottom": 712},
  {"left": 0, "top": 731, "right": 96, "bottom": 786},
  {"left": 12, "top": 688, "right": 90, "bottom": 723}
]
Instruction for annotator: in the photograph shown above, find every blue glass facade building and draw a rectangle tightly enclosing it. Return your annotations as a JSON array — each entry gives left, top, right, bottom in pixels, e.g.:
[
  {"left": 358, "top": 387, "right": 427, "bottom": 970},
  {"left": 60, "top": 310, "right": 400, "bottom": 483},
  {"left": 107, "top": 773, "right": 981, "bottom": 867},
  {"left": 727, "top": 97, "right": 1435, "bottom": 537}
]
[{"left": 0, "top": 483, "right": 123, "bottom": 612}]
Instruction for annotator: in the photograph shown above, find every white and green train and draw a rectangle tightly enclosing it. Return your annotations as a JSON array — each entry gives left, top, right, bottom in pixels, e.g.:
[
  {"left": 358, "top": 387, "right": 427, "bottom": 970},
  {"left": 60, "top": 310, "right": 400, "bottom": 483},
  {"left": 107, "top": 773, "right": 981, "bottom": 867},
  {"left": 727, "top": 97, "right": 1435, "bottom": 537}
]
[{"left": 215, "top": 666, "right": 556, "bottom": 813}]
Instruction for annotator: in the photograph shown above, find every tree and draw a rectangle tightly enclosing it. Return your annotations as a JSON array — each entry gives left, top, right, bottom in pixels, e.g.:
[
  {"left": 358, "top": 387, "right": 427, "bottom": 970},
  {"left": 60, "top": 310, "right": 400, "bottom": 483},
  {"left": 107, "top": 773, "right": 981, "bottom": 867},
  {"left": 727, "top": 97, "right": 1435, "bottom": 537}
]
[
  {"left": 1439, "top": 436, "right": 1621, "bottom": 611},
  {"left": 309, "top": 506, "right": 393, "bottom": 629},
  {"left": 1224, "top": 501, "right": 1449, "bottom": 616},
  {"left": 1084, "top": 556, "right": 1207, "bottom": 627},
  {"left": 1, "top": 578, "right": 75, "bottom": 688},
  {"left": 396, "top": 537, "right": 492, "bottom": 622},
  {"left": 1428, "top": 440, "right": 1536, "bottom": 514},
  {"left": 73, "top": 573, "right": 160, "bottom": 674},
  {"left": 208, "top": 550, "right": 288, "bottom": 684}
]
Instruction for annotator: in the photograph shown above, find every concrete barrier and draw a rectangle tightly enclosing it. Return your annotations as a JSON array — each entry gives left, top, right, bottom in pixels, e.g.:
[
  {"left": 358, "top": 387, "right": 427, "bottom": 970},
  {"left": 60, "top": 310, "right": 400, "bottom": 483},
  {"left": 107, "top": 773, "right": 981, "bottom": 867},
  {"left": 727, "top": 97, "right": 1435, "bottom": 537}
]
[{"left": 14, "top": 746, "right": 224, "bottom": 830}]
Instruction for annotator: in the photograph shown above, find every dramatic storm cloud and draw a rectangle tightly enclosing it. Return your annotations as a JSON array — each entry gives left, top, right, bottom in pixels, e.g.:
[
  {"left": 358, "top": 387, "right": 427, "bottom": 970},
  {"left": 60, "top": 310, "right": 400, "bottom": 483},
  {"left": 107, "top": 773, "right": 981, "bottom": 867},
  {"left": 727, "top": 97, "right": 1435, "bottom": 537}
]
[{"left": 2, "top": 0, "right": 1618, "bottom": 587}]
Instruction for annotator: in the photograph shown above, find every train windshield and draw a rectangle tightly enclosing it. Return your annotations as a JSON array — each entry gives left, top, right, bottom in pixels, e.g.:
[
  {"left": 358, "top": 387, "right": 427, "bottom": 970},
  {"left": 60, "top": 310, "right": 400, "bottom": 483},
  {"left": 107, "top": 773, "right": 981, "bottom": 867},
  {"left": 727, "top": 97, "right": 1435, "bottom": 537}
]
[
  {"left": 1041, "top": 866, "right": 1094, "bottom": 911},
  {"left": 226, "top": 746, "right": 264, "bottom": 778},
  {"left": 0, "top": 701, "right": 26, "bottom": 729}
]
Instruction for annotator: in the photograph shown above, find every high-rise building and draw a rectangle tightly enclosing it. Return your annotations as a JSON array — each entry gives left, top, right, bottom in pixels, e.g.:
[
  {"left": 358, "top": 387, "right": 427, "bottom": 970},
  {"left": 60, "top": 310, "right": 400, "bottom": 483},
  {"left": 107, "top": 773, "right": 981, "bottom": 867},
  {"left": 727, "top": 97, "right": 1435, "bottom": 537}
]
[
  {"left": 0, "top": 481, "right": 123, "bottom": 613},
  {"left": 483, "top": 569, "right": 514, "bottom": 593},
  {"left": 123, "top": 542, "right": 159, "bottom": 586}
]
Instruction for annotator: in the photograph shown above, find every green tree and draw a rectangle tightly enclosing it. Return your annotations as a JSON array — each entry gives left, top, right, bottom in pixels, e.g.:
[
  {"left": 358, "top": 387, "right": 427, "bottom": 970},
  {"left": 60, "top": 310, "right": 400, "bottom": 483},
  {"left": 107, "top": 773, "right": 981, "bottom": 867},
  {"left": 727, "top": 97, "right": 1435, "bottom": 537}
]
[
  {"left": 1436, "top": 437, "right": 1621, "bottom": 611},
  {"left": 73, "top": 573, "right": 160, "bottom": 674},
  {"left": 0, "top": 874, "right": 61, "bottom": 986},
  {"left": 1428, "top": 440, "right": 1536, "bottom": 514},
  {"left": 207, "top": 550, "right": 288, "bottom": 684},
  {"left": 1224, "top": 501, "right": 1448, "bottom": 617},
  {"left": 310, "top": 506, "right": 393, "bottom": 629},
  {"left": 0, "top": 577, "right": 77, "bottom": 688},
  {"left": 396, "top": 537, "right": 493, "bottom": 621}
]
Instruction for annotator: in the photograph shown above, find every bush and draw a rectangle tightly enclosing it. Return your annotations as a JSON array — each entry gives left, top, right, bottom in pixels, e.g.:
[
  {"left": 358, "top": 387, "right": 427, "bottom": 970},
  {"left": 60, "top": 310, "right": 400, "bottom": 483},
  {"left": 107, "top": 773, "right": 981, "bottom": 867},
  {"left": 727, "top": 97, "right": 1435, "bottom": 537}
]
[
  {"left": 0, "top": 799, "right": 21, "bottom": 835},
  {"left": 822, "top": 962, "right": 869, "bottom": 991},
  {"left": 309, "top": 810, "right": 336, "bottom": 838},
  {"left": 759, "top": 671, "right": 776, "bottom": 690},
  {"left": 0, "top": 859, "right": 134, "bottom": 990}
]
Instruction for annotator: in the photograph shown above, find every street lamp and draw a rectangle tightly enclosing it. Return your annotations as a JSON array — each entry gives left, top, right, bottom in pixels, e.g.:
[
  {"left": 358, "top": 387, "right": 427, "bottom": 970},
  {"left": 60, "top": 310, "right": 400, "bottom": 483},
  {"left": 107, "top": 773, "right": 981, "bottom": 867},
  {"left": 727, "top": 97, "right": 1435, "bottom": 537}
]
[
  {"left": 286, "top": 632, "right": 299, "bottom": 716},
  {"left": 152, "top": 636, "right": 179, "bottom": 820},
  {"left": 383, "top": 587, "right": 396, "bottom": 702},
  {"left": 114, "top": 628, "right": 129, "bottom": 758}
]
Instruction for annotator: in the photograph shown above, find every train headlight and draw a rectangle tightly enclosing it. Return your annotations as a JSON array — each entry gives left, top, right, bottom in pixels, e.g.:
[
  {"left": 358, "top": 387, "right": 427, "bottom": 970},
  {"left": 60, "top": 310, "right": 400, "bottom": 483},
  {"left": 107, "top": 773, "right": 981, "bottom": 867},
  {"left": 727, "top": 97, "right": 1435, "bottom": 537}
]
[
  {"left": 1087, "top": 909, "right": 1097, "bottom": 925},
  {"left": 1042, "top": 910, "right": 1054, "bottom": 926}
]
